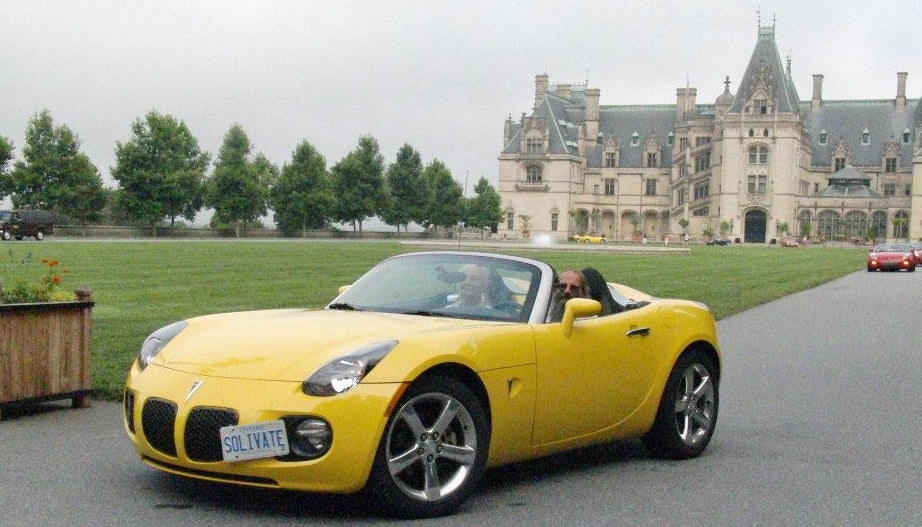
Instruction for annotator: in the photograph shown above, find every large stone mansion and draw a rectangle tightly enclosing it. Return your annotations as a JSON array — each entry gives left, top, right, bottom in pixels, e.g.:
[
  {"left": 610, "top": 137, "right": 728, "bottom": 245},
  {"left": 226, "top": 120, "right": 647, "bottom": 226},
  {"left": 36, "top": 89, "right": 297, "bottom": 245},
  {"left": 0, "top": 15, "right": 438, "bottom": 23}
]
[{"left": 497, "top": 23, "right": 922, "bottom": 243}]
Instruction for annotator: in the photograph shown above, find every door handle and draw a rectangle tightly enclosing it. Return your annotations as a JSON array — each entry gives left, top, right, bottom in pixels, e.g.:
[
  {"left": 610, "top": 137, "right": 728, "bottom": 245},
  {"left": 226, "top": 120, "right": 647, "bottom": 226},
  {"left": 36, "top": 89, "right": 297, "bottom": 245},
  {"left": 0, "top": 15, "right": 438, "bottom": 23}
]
[{"left": 626, "top": 326, "right": 651, "bottom": 337}]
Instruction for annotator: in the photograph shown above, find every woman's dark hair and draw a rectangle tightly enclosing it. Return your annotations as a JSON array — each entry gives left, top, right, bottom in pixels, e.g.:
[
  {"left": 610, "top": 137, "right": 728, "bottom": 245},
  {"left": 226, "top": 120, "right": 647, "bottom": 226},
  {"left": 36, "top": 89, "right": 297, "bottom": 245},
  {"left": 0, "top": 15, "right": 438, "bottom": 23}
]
[{"left": 581, "top": 267, "right": 620, "bottom": 315}]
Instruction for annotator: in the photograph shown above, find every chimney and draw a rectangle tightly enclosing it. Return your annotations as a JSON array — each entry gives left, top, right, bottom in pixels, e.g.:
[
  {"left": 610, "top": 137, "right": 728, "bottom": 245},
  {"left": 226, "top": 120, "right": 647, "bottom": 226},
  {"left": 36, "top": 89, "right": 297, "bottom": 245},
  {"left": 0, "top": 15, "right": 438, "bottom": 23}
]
[
  {"left": 812, "top": 74, "right": 823, "bottom": 111},
  {"left": 676, "top": 87, "right": 697, "bottom": 119},
  {"left": 557, "top": 83, "right": 572, "bottom": 100},
  {"left": 676, "top": 88, "right": 687, "bottom": 119},
  {"left": 584, "top": 88, "right": 600, "bottom": 140},
  {"left": 534, "top": 74, "right": 549, "bottom": 111},
  {"left": 896, "top": 72, "right": 908, "bottom": 109}
]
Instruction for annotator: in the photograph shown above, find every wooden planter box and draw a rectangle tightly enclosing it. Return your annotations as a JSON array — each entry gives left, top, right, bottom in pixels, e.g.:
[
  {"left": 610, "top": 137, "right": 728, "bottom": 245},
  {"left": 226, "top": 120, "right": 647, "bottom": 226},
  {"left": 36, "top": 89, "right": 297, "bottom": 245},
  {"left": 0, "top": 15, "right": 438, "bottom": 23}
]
[{"left": 0, "top": 290, "right": 94, "bottom": 418}]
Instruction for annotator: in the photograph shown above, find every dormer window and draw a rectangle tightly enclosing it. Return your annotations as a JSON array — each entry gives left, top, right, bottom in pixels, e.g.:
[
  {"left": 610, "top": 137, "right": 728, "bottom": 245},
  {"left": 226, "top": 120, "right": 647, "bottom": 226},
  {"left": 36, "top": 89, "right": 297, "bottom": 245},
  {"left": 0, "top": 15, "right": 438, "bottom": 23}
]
[
  {"left": 862, "top": 129, "right": 870, "bottom": 145},
  {"left": 753, "top": 99, "right": 767, "bottom": 115},
  {"left": 631, "top": 132, "right": 640, "bottom": 146},
  {"left": 526, "top": 138, "right": 543, "bottom": 154},
  {"left": 819, "top": 130, "right": 828, "bottom": 145},
  {"left": 903, "top": 128, "right": 911, "bottom": 144},
  {"left": 885, "top": 157, "right": 897, "bottom": 173},
  {"left": 605, "top": 151, "right": 617, "bottom": 168},
  {"left": 667, "top": 132, "right": 674, "bottom": 146}
]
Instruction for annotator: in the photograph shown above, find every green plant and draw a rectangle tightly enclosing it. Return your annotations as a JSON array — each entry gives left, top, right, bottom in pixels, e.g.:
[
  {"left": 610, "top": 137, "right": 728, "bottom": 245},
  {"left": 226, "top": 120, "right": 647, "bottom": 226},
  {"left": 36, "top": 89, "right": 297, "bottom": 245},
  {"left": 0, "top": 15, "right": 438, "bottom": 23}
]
[{"left": 0, "top": 257, "right": 76, "bottom": 304}]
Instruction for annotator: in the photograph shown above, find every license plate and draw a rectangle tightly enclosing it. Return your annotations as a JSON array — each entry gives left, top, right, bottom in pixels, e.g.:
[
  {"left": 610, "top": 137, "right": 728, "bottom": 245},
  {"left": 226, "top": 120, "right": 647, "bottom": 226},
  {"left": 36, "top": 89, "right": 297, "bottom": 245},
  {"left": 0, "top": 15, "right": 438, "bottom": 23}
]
[{"left": 220, "top": 419, "right": 290, "bottom": 462}]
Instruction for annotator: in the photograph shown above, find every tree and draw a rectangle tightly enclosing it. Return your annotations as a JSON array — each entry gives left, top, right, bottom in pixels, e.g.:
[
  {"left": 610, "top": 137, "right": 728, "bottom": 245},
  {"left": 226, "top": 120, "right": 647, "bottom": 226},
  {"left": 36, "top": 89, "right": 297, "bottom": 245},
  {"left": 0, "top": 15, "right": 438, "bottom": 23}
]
[
  {"left": 422, "top": 159, "right": 463, "bottom": 230},
  {"left": 0, "top": 134, "right": 14, "bottom": 200},
  {"left": 270, "top": 141, "right": 333, "bottom": 236},
  {"left": 205, "top": 125, "right": 270, "bottom": 236},
  {"left": 678, "top": 218, "right": 690, "bottom": 233},
  {"left": 0, "top": 134, "right": 12, "bottom": 180},
  {"left": 3, "top": 111, "right": 106, "bottom": 225},
  {"left": 464, "top": 177, "right": 502, "bottom": 238},
  {"left": 381, "top": 144, "right": 427, "bottom": 232},
  {"left": 331, "top": 135, "right": 385, "bottom": 233},
  {"left": 112, "top": 111, "right": 210, "bottom": 231}
]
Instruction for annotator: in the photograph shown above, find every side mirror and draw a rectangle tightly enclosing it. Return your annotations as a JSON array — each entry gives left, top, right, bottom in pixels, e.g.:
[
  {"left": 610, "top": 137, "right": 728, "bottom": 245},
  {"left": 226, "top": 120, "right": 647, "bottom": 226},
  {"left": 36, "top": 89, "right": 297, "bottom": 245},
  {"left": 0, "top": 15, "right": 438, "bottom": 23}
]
[{"left": 561, "top": 298, "right": 602, "bottom": 337}]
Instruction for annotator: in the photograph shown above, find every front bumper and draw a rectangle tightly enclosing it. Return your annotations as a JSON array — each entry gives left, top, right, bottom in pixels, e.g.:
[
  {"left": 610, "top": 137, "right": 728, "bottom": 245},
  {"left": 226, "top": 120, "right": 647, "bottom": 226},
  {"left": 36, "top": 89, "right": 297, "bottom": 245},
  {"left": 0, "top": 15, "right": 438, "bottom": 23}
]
[{"left": 124, "top": 364, "right": 402, "bottom": 493}]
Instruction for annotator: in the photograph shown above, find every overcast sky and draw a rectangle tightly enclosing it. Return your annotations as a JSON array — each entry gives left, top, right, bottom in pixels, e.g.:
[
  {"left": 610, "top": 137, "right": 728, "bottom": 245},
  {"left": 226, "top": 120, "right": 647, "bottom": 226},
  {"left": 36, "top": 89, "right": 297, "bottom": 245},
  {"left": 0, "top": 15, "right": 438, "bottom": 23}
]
[{"left": 3, "top": 0, "right": 921, "bottom": 198}]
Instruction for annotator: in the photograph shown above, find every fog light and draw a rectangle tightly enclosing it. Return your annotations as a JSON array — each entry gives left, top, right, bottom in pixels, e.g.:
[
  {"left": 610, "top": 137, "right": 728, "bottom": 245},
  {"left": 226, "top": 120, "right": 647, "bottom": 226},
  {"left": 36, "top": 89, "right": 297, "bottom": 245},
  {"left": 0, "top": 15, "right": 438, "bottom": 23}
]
[{"left": 290, "top": 418, "right": 332, "bottom": 458}]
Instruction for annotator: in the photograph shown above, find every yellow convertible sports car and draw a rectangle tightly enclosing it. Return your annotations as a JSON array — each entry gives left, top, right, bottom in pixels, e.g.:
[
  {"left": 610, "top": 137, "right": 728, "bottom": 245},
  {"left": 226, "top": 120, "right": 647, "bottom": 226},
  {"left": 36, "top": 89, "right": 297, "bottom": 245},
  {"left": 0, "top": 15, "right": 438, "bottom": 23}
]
[
  {"left": 124, "top": 251, "right": 721, "bottom": 518},
  {"left": 573, "top": 234, "right": 607, "bottom": 243}
]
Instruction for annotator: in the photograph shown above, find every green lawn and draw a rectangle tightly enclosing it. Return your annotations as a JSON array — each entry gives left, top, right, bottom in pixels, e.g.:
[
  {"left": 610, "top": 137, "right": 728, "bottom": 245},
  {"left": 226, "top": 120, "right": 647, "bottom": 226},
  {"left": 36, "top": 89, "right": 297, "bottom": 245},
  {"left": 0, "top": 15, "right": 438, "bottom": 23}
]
[{"left": 1, "top": 240, "right": 867, "bottom": 399}]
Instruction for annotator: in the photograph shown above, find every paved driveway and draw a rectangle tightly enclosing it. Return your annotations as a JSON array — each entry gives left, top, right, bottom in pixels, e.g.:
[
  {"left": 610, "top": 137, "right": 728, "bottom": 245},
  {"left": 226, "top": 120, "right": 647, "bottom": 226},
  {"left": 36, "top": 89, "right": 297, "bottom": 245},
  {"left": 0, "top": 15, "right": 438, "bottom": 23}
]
[{"left": 1, "top": 270, "right": 920, "bottom": 526}]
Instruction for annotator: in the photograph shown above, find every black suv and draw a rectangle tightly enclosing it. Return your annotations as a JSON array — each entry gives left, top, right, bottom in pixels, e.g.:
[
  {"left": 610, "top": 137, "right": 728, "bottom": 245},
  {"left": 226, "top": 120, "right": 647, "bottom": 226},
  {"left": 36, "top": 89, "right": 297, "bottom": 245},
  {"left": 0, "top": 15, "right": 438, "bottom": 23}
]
[{"left": 0, "top": 210, "right": 55, "bottom": 241}]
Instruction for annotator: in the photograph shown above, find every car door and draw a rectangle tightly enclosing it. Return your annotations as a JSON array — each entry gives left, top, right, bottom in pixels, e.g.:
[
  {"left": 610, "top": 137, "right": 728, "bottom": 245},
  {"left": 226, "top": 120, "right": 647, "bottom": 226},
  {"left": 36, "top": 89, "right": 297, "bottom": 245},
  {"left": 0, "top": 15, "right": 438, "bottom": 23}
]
[{"left": 531, "top": 306, "right": 662, "bottom": 446}]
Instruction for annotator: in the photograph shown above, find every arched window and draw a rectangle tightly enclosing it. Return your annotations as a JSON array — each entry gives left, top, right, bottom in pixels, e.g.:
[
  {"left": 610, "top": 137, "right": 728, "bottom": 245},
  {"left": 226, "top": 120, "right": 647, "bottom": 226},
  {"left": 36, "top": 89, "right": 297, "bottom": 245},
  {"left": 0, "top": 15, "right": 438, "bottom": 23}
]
[
  {"left": 817, "top": 210, "right": 840, "bottom": 240},
  {"left": 844, "top": 211, "right": 867, "bottom": 240},
  {"left": 798, "top": 210, "right": 812, "bottom": 238},
  {"left": 893, "top": 211, "right": 910, "bottom": 239},
  {"left": 870, "top": 211, "right": 888, "bottom": 241}
]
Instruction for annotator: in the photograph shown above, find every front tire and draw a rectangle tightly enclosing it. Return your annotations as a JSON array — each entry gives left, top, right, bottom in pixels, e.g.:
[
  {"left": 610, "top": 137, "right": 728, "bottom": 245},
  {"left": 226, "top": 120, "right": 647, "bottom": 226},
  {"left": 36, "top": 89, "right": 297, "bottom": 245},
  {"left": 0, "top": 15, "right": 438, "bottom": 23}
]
[
  {"left": 365, "top": 375, "right": 489, "bottom": 519},
  {"left": 35, "top": 230, "right": 44, "bottom": 241},
  {"left": 643, "top": 349, "right": 719, "bottom": 459}
]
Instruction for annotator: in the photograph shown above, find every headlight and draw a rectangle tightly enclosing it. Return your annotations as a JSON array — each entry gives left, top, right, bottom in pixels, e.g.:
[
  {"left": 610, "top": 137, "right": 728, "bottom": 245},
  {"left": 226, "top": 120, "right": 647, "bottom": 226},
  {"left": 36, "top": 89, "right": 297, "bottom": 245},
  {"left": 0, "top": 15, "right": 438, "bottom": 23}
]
[
  {"left": 138, "top": 321, "right": 187, "bottom": 371},
  {"left": 302, "top": 340, "right": 398, "bottom": 396}
]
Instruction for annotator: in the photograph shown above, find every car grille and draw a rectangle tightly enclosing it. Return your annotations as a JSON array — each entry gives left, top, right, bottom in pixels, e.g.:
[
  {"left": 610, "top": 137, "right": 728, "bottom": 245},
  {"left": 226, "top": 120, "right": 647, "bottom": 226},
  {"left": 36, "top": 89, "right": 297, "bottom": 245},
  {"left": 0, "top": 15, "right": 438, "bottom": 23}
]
[
  {"left": 184, "top": 407, "right": 238, "bottom": 462},
  {"left": 142, "top": 398, "right": 178, "bottom": 456},
  {"left": 140, "top": 399, "right": 239, "bottom": 462}
]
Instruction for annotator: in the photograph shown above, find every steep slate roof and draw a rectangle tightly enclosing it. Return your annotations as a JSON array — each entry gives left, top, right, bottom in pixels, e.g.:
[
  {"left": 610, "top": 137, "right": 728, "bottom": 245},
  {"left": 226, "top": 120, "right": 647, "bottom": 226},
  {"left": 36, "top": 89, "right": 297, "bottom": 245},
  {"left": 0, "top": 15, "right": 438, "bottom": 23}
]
[
  {"left": 728, "top": 25, "right": 801, "bottom": 114},
  {"left": 502, "top": 23, "right": 921, "bottom": 171},
  {"left": 802, "top": 99, "right": 919, "bottom": 168},
  {"left": 596, "top": 105, "right": 679, "bottom": 168},
  {"left": 500, "top": 89, "right": 682, "bottom": 169}
]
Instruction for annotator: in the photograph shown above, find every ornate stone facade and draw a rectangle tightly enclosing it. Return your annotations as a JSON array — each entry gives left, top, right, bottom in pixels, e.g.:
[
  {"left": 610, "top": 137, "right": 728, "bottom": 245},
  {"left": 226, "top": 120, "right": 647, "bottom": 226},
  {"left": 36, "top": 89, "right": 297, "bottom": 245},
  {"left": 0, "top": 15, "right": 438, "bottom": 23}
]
[{"left": 498, "top": 24, "right": 922, "bottom": 244}]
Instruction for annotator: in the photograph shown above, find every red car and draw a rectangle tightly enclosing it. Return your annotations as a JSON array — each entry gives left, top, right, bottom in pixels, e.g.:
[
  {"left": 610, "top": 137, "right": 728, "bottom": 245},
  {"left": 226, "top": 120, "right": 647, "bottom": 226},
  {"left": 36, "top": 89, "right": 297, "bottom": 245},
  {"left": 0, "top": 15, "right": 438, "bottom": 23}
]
[{"left": 867, "top": 243, "right": 917, "bottom": 272}]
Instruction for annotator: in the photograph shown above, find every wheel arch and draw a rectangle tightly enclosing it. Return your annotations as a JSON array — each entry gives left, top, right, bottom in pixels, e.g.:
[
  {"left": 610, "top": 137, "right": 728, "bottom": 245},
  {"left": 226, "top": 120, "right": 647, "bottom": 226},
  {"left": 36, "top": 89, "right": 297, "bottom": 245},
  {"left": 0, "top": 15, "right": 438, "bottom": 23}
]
[
  {"left": 681, "top": 340, "right": 721, "bottom": 383},
  {"left": 414, "top": 363, "right": 492, "bottom": 425}
]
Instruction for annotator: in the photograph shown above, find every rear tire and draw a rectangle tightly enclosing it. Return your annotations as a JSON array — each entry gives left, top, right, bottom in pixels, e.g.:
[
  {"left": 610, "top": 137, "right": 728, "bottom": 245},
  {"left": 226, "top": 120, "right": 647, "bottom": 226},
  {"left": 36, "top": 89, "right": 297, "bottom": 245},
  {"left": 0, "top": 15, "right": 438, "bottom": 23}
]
[
  {"left": 365, "top": 375, "right": 489, "bottom": 519},
  {"left": 35, "top": 230, "right": 44, "bottom": 241},
  {"left": 643, "top": 349, "right": 719, "bottom": 459}
]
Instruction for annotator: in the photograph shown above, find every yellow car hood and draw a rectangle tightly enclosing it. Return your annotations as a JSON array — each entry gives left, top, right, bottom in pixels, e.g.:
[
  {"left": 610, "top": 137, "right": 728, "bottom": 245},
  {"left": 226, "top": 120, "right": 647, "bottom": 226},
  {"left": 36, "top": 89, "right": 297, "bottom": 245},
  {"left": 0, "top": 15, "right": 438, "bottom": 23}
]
[{"left": 154, "top": 309, "right": 494, "bottom": 381}]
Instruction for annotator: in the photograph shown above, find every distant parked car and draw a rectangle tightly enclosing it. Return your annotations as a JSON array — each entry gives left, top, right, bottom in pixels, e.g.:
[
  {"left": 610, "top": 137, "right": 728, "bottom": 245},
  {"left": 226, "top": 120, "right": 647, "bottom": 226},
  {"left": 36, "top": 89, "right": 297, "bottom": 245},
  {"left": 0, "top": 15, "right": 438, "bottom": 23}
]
[
  {"left": 867, "top": 243, "right": 916, "bottom": 272},
  {"left": 706, "top": 238, "right": 731, "bottom": 246},
  {"left": 573, "top": 234, "right": 607, "bottom": 243},
  {"left": 780, "top": 238, "right": 800, "bottom": 248},
  {"left": 0, "top": 210, "right": 55, "bottom": 241}
]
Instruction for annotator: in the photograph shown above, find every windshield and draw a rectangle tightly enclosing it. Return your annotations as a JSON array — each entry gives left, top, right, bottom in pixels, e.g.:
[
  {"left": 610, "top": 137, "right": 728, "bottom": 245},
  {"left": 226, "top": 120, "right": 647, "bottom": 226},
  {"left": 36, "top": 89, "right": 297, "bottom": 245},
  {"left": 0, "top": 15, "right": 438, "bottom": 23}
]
[
  {"left": 874, "top": 244, "right": 910, "bottom": 253},
  {"left": 330, "top": 253, "right": 544, "bottom": 322}
]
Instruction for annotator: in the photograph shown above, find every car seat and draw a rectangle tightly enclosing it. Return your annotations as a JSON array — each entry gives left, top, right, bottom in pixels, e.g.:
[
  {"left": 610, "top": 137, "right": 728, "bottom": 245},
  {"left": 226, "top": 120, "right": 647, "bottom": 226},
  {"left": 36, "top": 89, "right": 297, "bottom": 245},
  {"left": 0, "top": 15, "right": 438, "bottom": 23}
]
[{"left": 581, "top": 267, "right": 621, "bottom": 315}]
